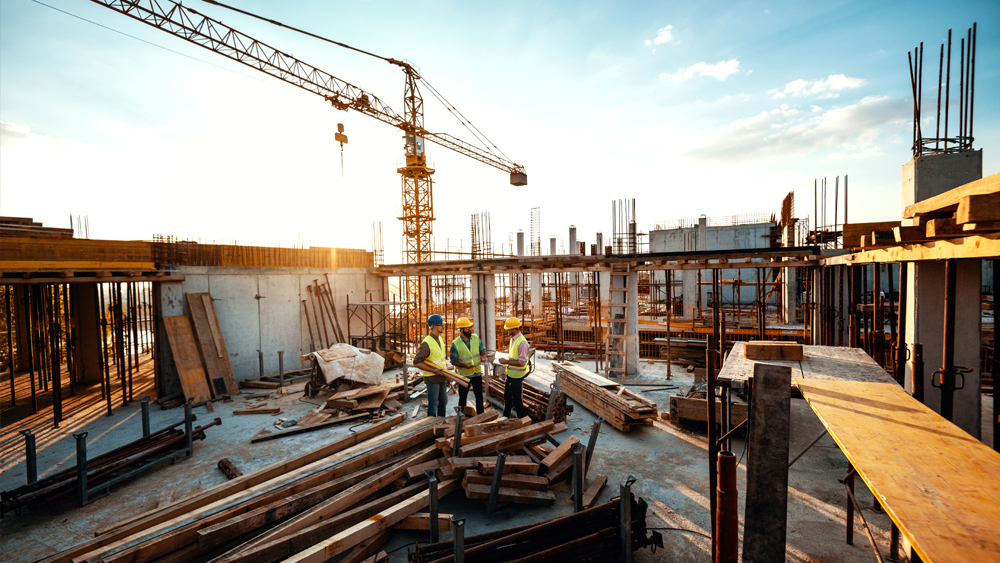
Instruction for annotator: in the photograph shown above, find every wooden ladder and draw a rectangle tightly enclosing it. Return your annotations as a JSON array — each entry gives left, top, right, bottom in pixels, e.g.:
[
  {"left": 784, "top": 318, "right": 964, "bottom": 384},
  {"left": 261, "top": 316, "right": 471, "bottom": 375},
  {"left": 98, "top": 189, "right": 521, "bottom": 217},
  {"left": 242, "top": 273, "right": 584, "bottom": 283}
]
[{"left": 605, "top": 264, "right": 630, "bottom": 380}]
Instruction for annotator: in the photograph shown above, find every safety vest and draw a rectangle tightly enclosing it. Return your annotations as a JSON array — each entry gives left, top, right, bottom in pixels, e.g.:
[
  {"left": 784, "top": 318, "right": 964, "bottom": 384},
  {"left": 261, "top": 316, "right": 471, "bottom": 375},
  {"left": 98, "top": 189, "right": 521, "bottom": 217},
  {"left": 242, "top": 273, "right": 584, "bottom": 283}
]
[
  {"left": 452, "top": 334, "right": 482, "bottom": 377},
  {"left": 507, "top": 333, "right": 529, "bottom": 379},
  {"left": 421, "top": 334, "right": 447, "bottom": 377}
]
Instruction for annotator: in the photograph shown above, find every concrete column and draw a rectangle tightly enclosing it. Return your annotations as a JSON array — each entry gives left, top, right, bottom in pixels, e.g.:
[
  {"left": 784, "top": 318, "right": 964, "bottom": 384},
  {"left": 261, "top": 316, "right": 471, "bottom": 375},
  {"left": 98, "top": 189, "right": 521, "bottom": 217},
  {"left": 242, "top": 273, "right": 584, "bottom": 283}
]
[
  {"left": 13, "top": 286, "right": 31, "bottom": 371},
  {"left": 627, "top": 271, "right": 639, "bottom": 375},
  {"left": 682, "top": 218, "right": 709, "bottom": 319},
  {"left": 517, "top": 231, "right": 524, "bottom": 257},
  {"left": 596, "top": 232, "right": 604, "bottom": 254},
  {"left": 902, "top": 151, "right": 982, "bottom": 438},
  {"left": 569, "top": 226, "right": 579, "bottom": 307},
  {"left": 471, "top": 274, "right": 497, "bottom": 354},
  {"left": 550, "top": 237, "right": 556, "bottom": 256},
  {"left": 530, "top": 272, "right": 543, "bottom": 318}
]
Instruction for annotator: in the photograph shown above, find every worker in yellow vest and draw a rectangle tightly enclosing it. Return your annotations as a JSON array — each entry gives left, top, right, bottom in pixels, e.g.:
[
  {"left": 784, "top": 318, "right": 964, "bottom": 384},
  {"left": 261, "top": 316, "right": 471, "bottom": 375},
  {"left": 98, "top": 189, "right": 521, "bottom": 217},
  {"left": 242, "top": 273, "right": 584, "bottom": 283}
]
[
  {"left": 497, "top": 316, "right": 529, "bottom": 418},
  {"left": 413, "top": 314, "right": 448, "bottom": 417},
  {"left": 450, "top": 317, "right": 486, "bottom": 414}
]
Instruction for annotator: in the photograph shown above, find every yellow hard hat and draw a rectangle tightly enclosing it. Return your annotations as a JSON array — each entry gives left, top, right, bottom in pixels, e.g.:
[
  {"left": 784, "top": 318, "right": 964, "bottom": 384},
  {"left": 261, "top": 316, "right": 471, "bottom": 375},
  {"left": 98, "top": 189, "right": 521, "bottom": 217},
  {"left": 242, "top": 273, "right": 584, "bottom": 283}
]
[
  {"left": 504, "top": 317, "right": 522, "bottom": 330},
  {"left": 456, "top": 317, "right": 473, "bottom": 328}
]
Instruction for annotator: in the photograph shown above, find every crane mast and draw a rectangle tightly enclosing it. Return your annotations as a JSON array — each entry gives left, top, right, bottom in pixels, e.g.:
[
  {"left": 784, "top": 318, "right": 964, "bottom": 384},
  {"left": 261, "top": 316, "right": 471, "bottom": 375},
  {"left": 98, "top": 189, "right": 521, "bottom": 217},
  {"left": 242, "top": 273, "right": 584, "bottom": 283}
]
[{"left": 86, "top": 0, "right": 526, "bottom": 278}]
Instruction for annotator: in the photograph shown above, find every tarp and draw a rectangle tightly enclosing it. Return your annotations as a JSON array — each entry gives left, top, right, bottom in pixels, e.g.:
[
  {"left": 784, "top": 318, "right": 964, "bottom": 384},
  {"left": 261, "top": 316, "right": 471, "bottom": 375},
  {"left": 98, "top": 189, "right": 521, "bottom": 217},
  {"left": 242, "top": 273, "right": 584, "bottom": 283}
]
[{"left": 309, "top": 344, "right": 385, "bottom": 386}]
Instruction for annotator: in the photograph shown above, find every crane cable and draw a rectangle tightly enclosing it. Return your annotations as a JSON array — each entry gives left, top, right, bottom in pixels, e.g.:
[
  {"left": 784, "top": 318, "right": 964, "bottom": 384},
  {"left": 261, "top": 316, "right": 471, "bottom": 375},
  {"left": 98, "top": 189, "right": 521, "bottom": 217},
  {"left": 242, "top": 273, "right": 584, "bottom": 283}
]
[{"left": 199, "top": 0, "right": 514, "bottom": 165}]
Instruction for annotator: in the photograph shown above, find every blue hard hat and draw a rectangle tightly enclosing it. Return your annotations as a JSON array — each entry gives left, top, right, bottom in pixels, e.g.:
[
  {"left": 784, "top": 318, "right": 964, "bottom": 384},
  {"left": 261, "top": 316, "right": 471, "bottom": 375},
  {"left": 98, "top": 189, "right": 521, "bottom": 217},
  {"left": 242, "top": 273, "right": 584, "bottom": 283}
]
[{"left": 427, "top": 314, "right": 444, "bottom": 326}]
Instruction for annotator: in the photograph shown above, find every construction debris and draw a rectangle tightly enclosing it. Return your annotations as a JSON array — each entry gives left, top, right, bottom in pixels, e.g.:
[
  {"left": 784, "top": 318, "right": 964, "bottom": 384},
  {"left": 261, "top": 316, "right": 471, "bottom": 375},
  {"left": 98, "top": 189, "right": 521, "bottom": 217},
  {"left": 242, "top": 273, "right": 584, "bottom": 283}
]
[
  {"left": 487, "top": 370, "right": 573, "bottom": 422},
  {"left": 304, "top": 344, "right": 386, "bottom": 386},
  {"left": 552, "top": 361, "right": 658, "bottom": 431},
  {"left": 217, "top": 458, "right": 243, "bottom": 480}
]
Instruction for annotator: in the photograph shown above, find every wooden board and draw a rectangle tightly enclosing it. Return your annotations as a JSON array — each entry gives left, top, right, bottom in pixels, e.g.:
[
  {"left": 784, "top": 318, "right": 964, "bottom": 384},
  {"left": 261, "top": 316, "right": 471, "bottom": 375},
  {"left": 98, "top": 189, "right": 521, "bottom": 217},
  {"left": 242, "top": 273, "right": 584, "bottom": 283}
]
[
  {"left": 903, "top": 171, "right": 1000, "bottom": 218},
  {"left": 392, "top": 513, "right": 454, "bottom": 532},
  {"left": 354, "top": 388, "right": 390, "bottom": 410},
  {"left": 162, "top": 315, "right": 212, "bottom": 404},
  {"left": 797, "top": 378, "right": 1000, "bottom": 563},
  {"left": 842, "top": 221, "right": 902, "bottom": 249},
  {"left": 462, "top": 472, "right": 549, "bottom": 491},
  {"left": 451, "top": 456, "right": 532, "bottom": 470},
  {"left": 233, "top": 408, "right": 280, "bottom": 415},
  {"left": 745, "top": 341, "right": 803, "bottom": 361},
  {"left": 464, "top": 483, "right": 556, "bottom": 505},
  {"left": 540, "top": 435, "right": 580, "bottom": 471},
  {"left": 476, "top": 460, "right": 540, "bottom": 475},
  {"left": 458, "top": 420, "right": 557, "bottom": 457},
  {"left": 718, "top": 341, "right": 896, "bottom": 385},
  {"left": 186, "top": 292, "right": 238, "bottom": 397},
  {"left": 581, "top": 474, "right": 607, "bottom": 508},
  {"left": 553, "top": 360, "right": 621, "bottom": 388}
]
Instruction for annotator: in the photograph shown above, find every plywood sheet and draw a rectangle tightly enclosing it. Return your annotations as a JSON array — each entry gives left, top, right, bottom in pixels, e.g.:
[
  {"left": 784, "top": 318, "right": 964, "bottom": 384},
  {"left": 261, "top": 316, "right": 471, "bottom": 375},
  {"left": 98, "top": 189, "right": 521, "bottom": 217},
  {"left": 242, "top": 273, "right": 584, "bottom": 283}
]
[
  {"left": 798, "top": 378, "right": 1000, "bottom": 563},
  {"left": 186, "top": 292, "right": 238, "bottom": 397},
  {"left": 162, "top": 315, "right": 212, "bottom": 404}
]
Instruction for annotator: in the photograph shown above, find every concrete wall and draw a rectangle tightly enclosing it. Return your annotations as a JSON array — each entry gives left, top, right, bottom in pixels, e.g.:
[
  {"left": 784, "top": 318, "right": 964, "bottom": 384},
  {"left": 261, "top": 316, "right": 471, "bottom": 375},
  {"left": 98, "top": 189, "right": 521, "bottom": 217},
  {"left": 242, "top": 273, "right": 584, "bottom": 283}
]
[
  {"left": 160, "top": 266, "right": 382, "bottom": 384},
  {"left": 650, "top": 221, "right": 776, "bottom": 315}
]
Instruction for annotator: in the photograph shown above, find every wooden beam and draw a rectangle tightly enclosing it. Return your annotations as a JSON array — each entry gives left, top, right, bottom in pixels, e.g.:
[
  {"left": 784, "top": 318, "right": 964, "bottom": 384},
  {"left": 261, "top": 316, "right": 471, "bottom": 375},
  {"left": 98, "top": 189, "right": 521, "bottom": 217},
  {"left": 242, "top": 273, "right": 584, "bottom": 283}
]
[
  {"left": 464, "top": 483, "right": 555, "bottom": 505},
  {"left": 745, "top": 341, "right": 803, "bottom": 361},
  {"left": 280, "top": 480, "right": 461, "bottom": 563},
  {"left": 392, "top": 513, "right": 454, "bottom": 532},
  {"left": 821, "top": 232, "right": 1000, "bottom": 265},
  {"left": 462, "top": 472, "right": 549, "bottom": 491},
  {"left": 582, "top": 474, "right": 608, "bottom": 508},
  {"left": 458, "top": 420, "right": 557, "bottom": 457},
  {"left": 957, "top": 192, "right": 1000, "bottom": 224},
  {"left": 233, "top": 408, "right": 280, "bottom": 415},
  {"left": 539, "top": 435, "right": 580, "bottom": 472},
  {"left": 338, "top": 530, "right": 392, "bottom": 563},
  {"left": 903, "top": 172, "right": 1000, "bottom": 218},
  {"left": 925, "top": 218, "right": 966, "bottom": 238},
  {"left": 476, "top": 460, "right": 540, "bottom": 475}
]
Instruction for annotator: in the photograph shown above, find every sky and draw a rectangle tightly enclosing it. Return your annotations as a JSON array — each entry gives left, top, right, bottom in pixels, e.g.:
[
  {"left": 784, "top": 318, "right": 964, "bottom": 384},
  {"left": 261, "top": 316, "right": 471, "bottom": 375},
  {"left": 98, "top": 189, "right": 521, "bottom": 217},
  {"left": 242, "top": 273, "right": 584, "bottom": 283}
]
[{"left": 1, "top": 0, "right": 997, "bottom": 263}]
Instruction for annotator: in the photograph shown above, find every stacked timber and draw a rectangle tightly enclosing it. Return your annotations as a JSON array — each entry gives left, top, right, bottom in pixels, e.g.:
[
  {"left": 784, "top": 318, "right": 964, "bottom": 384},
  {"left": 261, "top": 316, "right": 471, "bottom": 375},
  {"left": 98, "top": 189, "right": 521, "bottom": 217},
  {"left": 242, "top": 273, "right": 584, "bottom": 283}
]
[
  {"left": 486, "top": 371, "right": 573, "bottom": 422},
  {"left": 551, "top": 361, "right": 658, "bottom": 432},
  {"left": 432, "top": 410, "right": 576, "bottom": 504},
  {"left": 38, "top": 414, "right": 463, "bottom": 563},
  {"left": 408, "top": 495, "right": 662, "bottom": 562}
]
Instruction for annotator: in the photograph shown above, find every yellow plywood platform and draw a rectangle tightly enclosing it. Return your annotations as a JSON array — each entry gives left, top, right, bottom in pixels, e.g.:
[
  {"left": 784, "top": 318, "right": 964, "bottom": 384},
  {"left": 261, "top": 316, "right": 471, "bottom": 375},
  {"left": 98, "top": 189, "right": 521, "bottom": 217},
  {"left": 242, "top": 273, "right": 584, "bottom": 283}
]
[{"left": 797, "top": 378, "right": 1000, "bottom": 563}]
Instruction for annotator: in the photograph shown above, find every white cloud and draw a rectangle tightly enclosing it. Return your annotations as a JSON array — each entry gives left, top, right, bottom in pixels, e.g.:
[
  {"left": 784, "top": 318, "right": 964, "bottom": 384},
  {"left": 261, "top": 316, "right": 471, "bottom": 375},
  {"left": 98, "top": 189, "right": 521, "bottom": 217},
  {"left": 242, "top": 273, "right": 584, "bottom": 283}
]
[
  {"left": 661, "top": 59, "right": 741, "bottom": 81},
  {"left": 717, "top": 93, "right": 751, "bottom": 104},
  {"left": 769, "top": 74, "right": 866, "bottom": 99},
  {"left": 683, "top": 95, "right": 909, "bottom": 162},
  {"left": 645, "top": 25, "right": 673, "bottom": 47},
  {"left": 828, "top": 146, "right": 883, "bottom": 160}
]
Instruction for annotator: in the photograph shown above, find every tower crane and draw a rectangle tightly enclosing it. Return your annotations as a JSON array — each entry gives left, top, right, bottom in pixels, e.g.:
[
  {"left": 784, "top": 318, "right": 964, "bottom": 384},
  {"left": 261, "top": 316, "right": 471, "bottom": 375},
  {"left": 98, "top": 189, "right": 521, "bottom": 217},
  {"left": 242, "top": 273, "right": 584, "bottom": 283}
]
[{"left": 85, "top": 0, "right": 527, "bottom": 318}]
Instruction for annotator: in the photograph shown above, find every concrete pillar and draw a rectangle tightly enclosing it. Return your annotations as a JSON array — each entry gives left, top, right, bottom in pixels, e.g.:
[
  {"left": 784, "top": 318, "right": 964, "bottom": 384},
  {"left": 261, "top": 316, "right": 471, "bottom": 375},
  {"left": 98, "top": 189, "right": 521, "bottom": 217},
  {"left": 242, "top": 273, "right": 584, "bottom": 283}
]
[
  {"left": 569, "top": 226, "right": 577, "bottom": 255},
  {"left": 550, "top": 237, "right": 556, "bottom": 256},
  {"left": 569, "top": 226, "right": 579, "bottom": 307},
  {"left": 902, "top": 151, "right": 983, "bottom": 438},
  {"left": 517, "top": 231, "right": 524, "bottom": 257},
  {"left": 682, "top": 218, "right": 709, "bottom": 319},
  {"left": 627, "top": 271, "right": 639, "bottom": 375},
  {"left": 596, "top": 232, "right": 603, "bottom": 254},
  {"left": 471, "top": 274, "right": 497, "bottom": 354},
  {"left": 13, "top": 286, "right": 31, "bottom": 371},
  {"left": 530, "top": 272, "right": 543, "bottom": 318}
]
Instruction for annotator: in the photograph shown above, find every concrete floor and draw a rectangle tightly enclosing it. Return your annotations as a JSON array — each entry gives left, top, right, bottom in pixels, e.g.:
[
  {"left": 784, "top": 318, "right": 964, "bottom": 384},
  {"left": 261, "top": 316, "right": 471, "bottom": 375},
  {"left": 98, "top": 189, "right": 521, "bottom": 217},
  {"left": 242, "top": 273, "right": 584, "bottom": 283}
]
[{"left": 2, "top": 356, "right": 995, "bottom": 562}]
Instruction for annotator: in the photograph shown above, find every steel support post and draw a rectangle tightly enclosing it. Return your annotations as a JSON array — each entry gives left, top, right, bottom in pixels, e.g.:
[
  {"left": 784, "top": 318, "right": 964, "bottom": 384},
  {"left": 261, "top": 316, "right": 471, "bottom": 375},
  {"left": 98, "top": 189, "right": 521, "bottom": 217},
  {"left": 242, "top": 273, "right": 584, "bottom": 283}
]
[
  {"left": 572, "top": 442, "right": 585, "bottom": 513},
  {"left": 911, "top": 343, "right": 925, "bottom": 403},
  {"left": 453, "top": 518, "right": 466, "bottom": 563},
  {"left": 895, "top": 263, "right": 909, "bottom": 386},
  {"left": 278, "top": 351, "right": 284, "bottom": 387},
  {"left": 845, "top": 465, "right": 855, "bottom": 545},
  {"left": 939, "top": 259, "right": 957, "bottom": 421},
  {"left": 716, "top": 451, "right": 738, "bottom": 563},
  {"left": 545, "top": 383, "right": 557, "bottom": 420},
  {"left": 74, "top": 432, "right": 88, "bottom": 506},
  {"left": 620, "top": 475, "right": 635, "bottom": 563},
  {"left": 258, "top": 350, "right": 264, "bottom": 379},
  {"left": 452, "top": 406, "right": 465, "bottom": 458},
  {"left": 140, "top": 396, "right": 151, "bottom": 437},
  {"left": 20, "top": 429, "right": 36, "bottom": 484},
  {"left": 487, "top": 452, "right": 507, "bottom": 514},
  {"left": 184, "top": 400, "right": 194, "bottom": 456},
  {"left": 425, "top": 470, "right": 440, "bottom": 543},
  {"left": 584, "top": 417, "right": 603, "bottom": 478}
]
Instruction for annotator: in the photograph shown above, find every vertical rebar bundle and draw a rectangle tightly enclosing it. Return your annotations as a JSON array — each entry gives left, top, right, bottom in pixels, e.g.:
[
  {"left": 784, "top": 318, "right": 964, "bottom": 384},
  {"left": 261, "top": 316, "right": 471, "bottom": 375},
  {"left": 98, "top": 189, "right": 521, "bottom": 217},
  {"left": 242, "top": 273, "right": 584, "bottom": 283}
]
[{"left": 909, "top": 23, "right": 977, "bottom": 157}]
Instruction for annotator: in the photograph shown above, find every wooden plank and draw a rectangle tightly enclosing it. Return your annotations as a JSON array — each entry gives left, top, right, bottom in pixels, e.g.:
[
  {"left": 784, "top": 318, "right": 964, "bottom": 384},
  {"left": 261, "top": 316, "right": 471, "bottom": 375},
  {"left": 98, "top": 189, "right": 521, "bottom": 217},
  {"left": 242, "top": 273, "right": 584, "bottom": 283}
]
[
  {"left": 841, "top": 221, "right": 902, "bottom": 249},
  {"left": 797, "top": 378, "right": 1000, "bottom": 563},
  {"left": 893, "top": 225, "right": 931, "bottom": 244},
  {"left": 925, "top": 217, "right": 966, "bottom": 238},
  {"left": 280, "top": 480, "right": 462, "bottom": 563},
  {"left": 476, "top": 460, "right": 540, "bottom": 475},
  {"left": 250, "top": 414, "right": 368, "bottom": 443},
  {"left": 186, "top": 292, "right": 237, "bottom": 397},
  {"left": 354, "top": 388, "right": 390, "bottom": 410},
  {"left": 742, "top": 363, "right": 792, "bottom": 563},
  {"left": 464, "top": 483, "right": 555, "bottom": 505},
  {"left": 404, "top": 457, "right": 449, "bottom": 482},
  {"left": 581, "top": 474, "right": 608, "bottom": 508},
  {"left": 392, "top": 513, "right": 454, "bottom": 531},
  {"left": 232, "top": 408, "right": 280, "bottom": 415},
  {"left": 546, "top": 450, "right": 585, "bottom": 485},
  {"left": 162, "top": 315, "right": 212, "bottom": 404},
  {"left": 451, "top": 456, "right": 532, "bottom": 470},
  {"left": 957, "top": 192, "right": 1000, "bottom": 224},
  {"left": 327, "top": 398, "right": 359, "bottom": 409},
  {"left": 465, "top": 418, "right": 520, "bottom": 437},
  {"left": 339, "top": 530, "right": 392, "bottom": 563},
  {"left": 904, "top": 171, "right": 1000, "bottom": 218},
  {"left": 70, "top": 417, "right": 426, "bottom": 563},
  {"left": 540, "top": 435, "right": 580, "bottom": 471},
  {"left": 744, "top": 341, "right": 803, "bottom": 361},
  {"left": 458, "top": 420, "right": 556, "bottom": 457},
  {"left": 962, "top": 221, "right": 1000, "bottom": 233},
  {"left": 462, "top": 472, "right": 549, "bottom": 491}
]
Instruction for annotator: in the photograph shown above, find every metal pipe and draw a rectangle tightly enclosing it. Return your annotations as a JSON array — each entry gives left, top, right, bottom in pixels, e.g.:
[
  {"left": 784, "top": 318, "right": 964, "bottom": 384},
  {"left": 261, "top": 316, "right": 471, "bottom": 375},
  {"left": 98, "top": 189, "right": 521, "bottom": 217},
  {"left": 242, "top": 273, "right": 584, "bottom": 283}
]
[
  {"left": 896, "top": 263, "right": 909, "bottom": 386},
  {"left": 20, "top": 429, "right": 36, "bottom": 484},
  {"left": 911, "top": 343, "right": 925, "bottom": 403},
  {"left": 572, "top": 442, "right": 585, "bottom": 513},
  {"left": 846, "top": 466, "right": 855, "bottom": 545},
  {"left": 258, "top": 350, "right": 264, "bottom": 379},
  {"left": 487, "top": 452, "right": 507, "bottom": 514},
  {"left": 716, "top": 451, "right": 738, "bottom": 563},
  {"left": 98, "top": 284, "right": 112, "bottom": 416},
  {"left": 788, "top": 429, "right": 828, "bottom": 468},
  {"left": 75, "top": 432, "right": 88, "bottom": 506},
  {"left": 184, "top": 400, "right": 194, "bottom": 455},
  {"left": 453, "top": 518, "right": 465, "bottom": 563},
  {"left": 278, "top": 351, "right": 284, "bottom": 387},
  {"left": 141, "top": 396, "right": 151, "bottom": 437},
  {"left": 945, "top": 29, "right": 952, "bottom": 152},
  {"left": 584, "top": 417, "right": 603, "bottom": 478},
  {"left": 621, "top": 475, "right": 635, "bottom": 563},
  {"left": 6, "top": 286, "right": 13, "bottom": 406},
  {"left": 452, "top": 406, "right": 464, "bottom": 458},
  {"left": 425, "top": 469, "right": 440, "bottom": 543},
  {"left": 843, "top": 469, "right": 886, "bottom": 563}
]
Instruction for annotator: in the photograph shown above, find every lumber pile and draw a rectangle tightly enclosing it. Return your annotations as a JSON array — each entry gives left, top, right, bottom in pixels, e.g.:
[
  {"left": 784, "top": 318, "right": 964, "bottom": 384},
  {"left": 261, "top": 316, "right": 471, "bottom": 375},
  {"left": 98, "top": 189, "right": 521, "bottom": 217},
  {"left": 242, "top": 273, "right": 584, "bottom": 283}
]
[
  {"left": 430, "top": 411, "right": 579, "bottom": 505},
  {"left": 38, "top": 415, "right": 465, "bottom": 563},
  {"left": 551, "top": 361, "right": 658, "bottom": 432},
  {"left": 0, "top": 216, "right": 74, "bottom": 239},
  {"left": 486, "top": 370, "right": 573, "bottom": 422},
  {"left": 408, "top": 494, "right": 662, "bottom": 562}
]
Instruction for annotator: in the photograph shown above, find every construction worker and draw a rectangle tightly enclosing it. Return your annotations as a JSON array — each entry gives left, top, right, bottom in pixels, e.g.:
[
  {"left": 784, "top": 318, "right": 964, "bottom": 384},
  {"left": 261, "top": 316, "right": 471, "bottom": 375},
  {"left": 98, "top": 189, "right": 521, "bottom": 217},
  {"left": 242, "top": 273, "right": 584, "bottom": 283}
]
[
  {"left": 413, "top": 314, "right": 448, "bottom": 417},
  {"left": 497, "top": 316, "right": 529, "bottom": 418},
  {"left": 450, "top": 317, "right": 486, "bottom": 415}
]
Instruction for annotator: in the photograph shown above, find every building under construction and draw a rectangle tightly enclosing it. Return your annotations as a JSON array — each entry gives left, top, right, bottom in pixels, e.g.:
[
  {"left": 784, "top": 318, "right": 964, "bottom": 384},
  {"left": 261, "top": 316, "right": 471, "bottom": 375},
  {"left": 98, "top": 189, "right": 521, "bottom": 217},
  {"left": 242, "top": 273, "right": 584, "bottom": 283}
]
[{"left": 1, "top": 6, "right": 997, "bottom": 563}]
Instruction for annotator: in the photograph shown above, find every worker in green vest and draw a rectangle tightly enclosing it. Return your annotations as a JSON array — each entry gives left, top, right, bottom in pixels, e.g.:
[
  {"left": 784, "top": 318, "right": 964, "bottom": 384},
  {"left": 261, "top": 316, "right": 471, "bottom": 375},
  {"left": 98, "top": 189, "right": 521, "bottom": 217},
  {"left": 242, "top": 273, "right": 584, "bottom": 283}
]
[
  {"left": 497, "top": 316, "right": 529, "bottom": 418},
  {"left": 413, "top": 313, "right": 448, "bottom": 417},
  {"left": 450, "top": 317, "right": 486, "bottom": 415}
]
